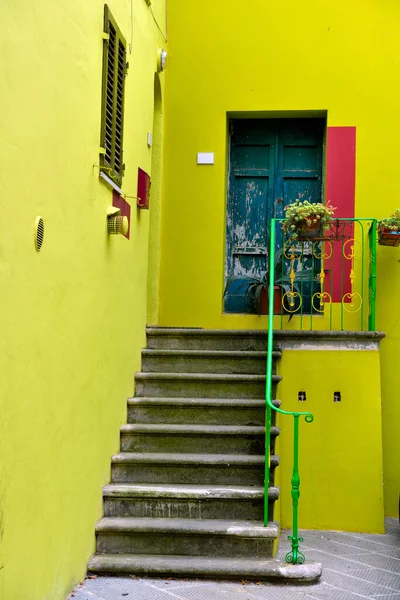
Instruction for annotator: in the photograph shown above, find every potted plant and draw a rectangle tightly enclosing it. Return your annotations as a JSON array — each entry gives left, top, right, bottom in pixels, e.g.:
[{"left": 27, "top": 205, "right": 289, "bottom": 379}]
[
  {"left": 378, "top": 210, "right": 400, "bottom": 247},
  {"left": 224, "top": 250, "right": 299, "bottom": 315},
  {"left": 282, "top": 200, "right": 336, "bottom": 240}
]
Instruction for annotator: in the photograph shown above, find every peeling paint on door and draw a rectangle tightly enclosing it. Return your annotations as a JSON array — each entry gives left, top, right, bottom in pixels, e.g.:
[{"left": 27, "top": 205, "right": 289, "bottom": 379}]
[{"left": 224, "top": 118, "right": 324, "bottom": 314}]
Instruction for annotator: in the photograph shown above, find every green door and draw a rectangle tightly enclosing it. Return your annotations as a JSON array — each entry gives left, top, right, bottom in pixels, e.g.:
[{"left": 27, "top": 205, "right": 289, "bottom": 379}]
[{"left": 225, "top": 118, "right": 324, "bottom": 314}]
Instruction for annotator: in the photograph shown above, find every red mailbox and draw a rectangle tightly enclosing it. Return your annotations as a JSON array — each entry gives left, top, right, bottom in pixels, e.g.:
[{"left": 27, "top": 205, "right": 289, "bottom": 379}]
[{"left": 137, "top": 168, "right": 151, "bottom": 209}]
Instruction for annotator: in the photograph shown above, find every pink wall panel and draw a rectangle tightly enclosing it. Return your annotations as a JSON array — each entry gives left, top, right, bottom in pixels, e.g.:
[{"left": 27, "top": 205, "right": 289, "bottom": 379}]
[{"left": 325, "top": 127, "right": 356, "bottom": 302}]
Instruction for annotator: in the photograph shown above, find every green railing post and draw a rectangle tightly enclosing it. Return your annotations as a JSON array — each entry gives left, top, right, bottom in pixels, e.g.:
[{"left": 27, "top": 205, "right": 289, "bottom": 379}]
[
  {"left": 265, "top": 219, "right": 314, "bottom": 564},
  {"left": 369, "top": 220, "right": 377, "bottom": 331},
  {"left": 286, "top": 414, "right": 304, "bottom": 565}
]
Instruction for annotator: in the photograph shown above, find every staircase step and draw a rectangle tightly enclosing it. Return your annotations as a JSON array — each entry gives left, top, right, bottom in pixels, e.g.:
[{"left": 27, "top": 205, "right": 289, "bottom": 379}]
[
  {"left": 120, "top": 424, "right": 279, "bottom": 454},
  {"left": 88, "top": 553, "right": 322, "bottom": 582},
  {"left": 135, "top": 372, "right": 280, "bottom": 399},
  {"left": 103, "top": 483, "right": 279, "bottom": 520},
  {"left": 111, "top": 452, "right": 278, "bottom": 485},
  {"left": 95, "top": 517, "right": 278, "bottom": 558},
  {"left": 146, "top": 328, "right": 270, "bottom": 351},
  {"left": 142, "top": 349, "right": 281, "bottom": 374},
  {"left": 128, "top": 397, "right": 281, "bottom": 425}
]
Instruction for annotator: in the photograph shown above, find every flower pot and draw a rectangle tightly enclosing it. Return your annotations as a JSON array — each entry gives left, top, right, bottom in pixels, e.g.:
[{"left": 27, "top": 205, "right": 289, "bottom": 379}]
[
  {"left": 296, "top": 218, "right": 322, "bottom": 239},
  {"left": 258, "top": 285, "right": 282, "bottom": 315},
  {"left": 378, "top": 228, "right": 400, "bottom": 247}
]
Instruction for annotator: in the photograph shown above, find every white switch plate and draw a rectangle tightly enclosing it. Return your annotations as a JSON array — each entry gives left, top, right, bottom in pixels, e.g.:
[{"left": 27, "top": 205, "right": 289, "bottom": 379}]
[
  {"left": 197, "top": 152, "right": 214, "bottom": 165},
  {"left": 147, "top": 132, "right": 153, "bottom": 147}
]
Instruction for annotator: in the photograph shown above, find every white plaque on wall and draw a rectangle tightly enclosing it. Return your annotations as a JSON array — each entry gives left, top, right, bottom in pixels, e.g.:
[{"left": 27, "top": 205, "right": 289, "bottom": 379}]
[{"left": 197, "top": 152, "right": 215, "bottom": 165}]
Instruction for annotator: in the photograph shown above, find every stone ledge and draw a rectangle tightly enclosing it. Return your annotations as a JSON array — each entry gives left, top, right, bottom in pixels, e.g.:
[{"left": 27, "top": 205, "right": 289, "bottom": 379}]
[{"left": 87, "top": 553, "right": 322, "bottom": 582}]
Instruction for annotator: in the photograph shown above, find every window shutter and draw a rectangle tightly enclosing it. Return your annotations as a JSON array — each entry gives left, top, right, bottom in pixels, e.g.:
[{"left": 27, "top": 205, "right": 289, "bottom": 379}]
[{"left": 100, "top": 5, "right": 127, "bottom": 186}]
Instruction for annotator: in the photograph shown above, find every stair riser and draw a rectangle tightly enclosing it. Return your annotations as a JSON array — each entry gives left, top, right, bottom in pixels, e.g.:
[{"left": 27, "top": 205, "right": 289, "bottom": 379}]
[
  {"left": 120, "top": 434, "right": 265, "bottom": 454},
  {"left": 135, "top": 380, "right": 272, "bottom": 399},
  {"left": 111, "top": 464, "right": 265, "bottom": 485},
  {"left": 96, "top": 533, "right": 274, "bottom": 559},
  {"left": 104, "top": 498, "right": 266, "bottom": 520},
  {"left": 147, "top": 334, "right": 269, "bottom": 351},
  {"left": 142, "top": 356, "right": 276, "bottom": 375},
  {"left": 128, "top": 406, "right": 265, "bottom": 426}
]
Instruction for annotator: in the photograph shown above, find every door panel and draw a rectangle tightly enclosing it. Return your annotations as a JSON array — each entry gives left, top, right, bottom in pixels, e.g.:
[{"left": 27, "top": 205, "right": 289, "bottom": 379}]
[{"left": 225, "top": 118, "right": 324, "bottom": 314}]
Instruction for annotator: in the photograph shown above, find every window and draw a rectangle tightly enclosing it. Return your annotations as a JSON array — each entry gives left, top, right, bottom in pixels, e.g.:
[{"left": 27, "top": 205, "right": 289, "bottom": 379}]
[{"left": 100, "top": 5, "right": 127, "bottom": 186}]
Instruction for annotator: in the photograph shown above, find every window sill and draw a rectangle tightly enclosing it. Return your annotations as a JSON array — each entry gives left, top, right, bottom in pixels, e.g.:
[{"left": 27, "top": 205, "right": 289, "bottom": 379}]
[{"left": 100, "top": 171, "right": 123, "bottom": 195}]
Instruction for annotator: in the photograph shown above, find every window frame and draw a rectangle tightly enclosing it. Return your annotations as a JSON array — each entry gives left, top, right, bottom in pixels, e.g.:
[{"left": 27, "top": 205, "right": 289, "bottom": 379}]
[{"left": 100, "top": 5, "right": 127, "bottom": 187}]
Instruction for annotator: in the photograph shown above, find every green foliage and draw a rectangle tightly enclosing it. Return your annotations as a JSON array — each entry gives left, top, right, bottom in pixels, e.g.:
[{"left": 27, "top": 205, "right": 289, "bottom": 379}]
[
  {"left": 282, "top": 200, "right": 336, "bottom": 240},
  {"left": 378, "top": 209, "right": 400, "bottom": 232}
]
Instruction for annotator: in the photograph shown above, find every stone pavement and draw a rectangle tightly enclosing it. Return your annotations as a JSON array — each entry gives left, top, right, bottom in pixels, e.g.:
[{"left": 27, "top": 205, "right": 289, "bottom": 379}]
[{"left": 69, "top": 518, "right": 400, "bottom": 600}]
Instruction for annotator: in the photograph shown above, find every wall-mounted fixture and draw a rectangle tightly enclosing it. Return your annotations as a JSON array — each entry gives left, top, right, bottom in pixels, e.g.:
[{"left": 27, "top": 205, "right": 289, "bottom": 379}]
[
  {"left": 157, "top": 48, "right": 168, "bottom": 72},
  {"left": 334, "top": 392, "right": 342, "bottom": 403},
  {"left": 112, "top": 190, "right": 131, "bottom": 239},
  {"left": 197, "top": 152, "right": 215, "bottom": 165},
  {"left": 34, "top": 216, "right": 44, "bottom": 252},
  {"left": 298, "top": 391, "right": 307, "bottom": 402},
  {"left": 137, "top": 168, "right": 151, "bottom": 209},
  {"left": 107, "top": 206, "right": 129, "bottom": 235}
]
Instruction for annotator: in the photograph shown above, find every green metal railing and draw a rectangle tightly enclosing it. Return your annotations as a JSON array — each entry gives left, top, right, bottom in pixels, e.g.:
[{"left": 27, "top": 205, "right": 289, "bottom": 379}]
[{"left": 264, "top": 218, "right": 377, "bottom": 563}]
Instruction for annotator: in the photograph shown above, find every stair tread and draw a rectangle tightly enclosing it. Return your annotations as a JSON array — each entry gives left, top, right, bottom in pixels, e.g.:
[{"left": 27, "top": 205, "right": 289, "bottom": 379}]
[
  {"left": 135, "top": 372, "right": 280, "bottom": 382},
  {"left": 112, "top": 452, "right": 275, "bottom": 465},
  {"left": 146, "top": 328, "right": 271, "bottom": 338},
  {"left": 96, "top": 517, "right": 278, "bottom": 537},
  {"left": 128, "top": 397, "right": 273, "bottom": 406},
  {"left": 103, "top": 483, "right": 279, "bottom": 499},
  {"left": 142, "top": 349, "right": 281, "bottom": 358},
  {"left": 121, "top": 424, "right": 270, "bottom": 435},
  {"left": 128, "top": 397, "right": 282, "bottom": 409},
  {"left": 88, "top": 553, "right": 322, "bottom": 581}
]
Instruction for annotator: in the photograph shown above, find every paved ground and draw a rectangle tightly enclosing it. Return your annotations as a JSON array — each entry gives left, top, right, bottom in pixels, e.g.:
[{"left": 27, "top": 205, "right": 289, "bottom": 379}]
[{"left": 69, "top": 518, "right": 400, "bottom": 600}]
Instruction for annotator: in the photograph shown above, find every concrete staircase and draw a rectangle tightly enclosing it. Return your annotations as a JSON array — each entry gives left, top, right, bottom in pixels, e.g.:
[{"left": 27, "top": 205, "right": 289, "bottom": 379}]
[{"left": 88, "top": 328, "right": 320, "bottom": 581}]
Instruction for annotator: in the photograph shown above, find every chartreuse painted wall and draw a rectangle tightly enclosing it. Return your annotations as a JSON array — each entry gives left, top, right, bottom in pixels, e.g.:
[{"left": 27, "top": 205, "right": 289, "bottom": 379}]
[
  {"left": 277, "top": 349, "right": 384, "bottom": 533},
  {"left": 0, "top": 0, "right": 166, "bottom": 598},
  {"left": 161, "top": 1, "right": 400, "bottom": 517}
]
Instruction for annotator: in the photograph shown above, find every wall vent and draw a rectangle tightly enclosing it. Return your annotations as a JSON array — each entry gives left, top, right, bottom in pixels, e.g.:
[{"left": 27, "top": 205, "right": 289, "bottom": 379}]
[{"left": 34, "top": 216, "right": 44, "bottom": 252}]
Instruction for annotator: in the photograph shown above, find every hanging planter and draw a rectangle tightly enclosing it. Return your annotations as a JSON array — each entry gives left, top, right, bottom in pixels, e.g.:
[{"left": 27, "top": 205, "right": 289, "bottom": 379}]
[
  {"left": 282, "top": 200, "right": 336, "bottom": 241},
  {"left": 296, "top": 219, "right": 322, "bottom": 239},
  {"left": 378, "top": 228, "right": 400, "bottom": 247},
  {"left": 378, "top": 210, "right": 400, "bottom": 247}
]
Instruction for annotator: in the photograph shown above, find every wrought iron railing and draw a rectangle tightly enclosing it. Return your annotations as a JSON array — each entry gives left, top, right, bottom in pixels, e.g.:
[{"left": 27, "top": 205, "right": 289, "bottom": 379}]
[{"left": 264, "top": 218, "right": 377, "bottom": 563}]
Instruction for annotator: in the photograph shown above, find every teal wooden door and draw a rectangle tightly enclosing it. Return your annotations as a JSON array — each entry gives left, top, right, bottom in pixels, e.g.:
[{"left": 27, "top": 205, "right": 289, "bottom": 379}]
[{"left": 225, "top": 119, "right": 324, "bottom": 313}]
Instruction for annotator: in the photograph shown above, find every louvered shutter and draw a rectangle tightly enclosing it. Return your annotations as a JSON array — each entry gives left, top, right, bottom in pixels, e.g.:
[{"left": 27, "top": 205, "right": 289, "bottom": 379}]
[{"left": 100, "top": 5, "right": 127, "bottom": 186}]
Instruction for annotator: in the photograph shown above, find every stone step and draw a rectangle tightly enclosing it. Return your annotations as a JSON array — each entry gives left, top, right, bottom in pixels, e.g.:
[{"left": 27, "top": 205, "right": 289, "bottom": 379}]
[
  {"left": 111, "top": 452, "right": 279, "bottom": 485},
  {"left": 103, "top": 483, "right": 279, "bottom": 520},
  {"left": 146, "top": 328, "right": 270, "bottom": 351},
  {"left": 87, "top": 553, "right": 322, "bottom": 582},
  {"left": 134, "top": 372, "right": 280, "bottom": 399},
  {"left": 120, "top": 424, "right": 279, "bottom": 454},
  {"left": 127, "top": 397, "right": 282, "bottom": 426},
  {"left": 94, "top": 517, "right": 278, "bottom": 558},
  {"left": 141, "top": 349, "right": 281, "bottom": 374}
]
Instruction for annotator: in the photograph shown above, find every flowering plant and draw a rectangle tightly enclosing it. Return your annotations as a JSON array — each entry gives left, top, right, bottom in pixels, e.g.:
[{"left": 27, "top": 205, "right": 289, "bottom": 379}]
[
  {"left": 282, "top": 200, "right": 336, "bottom": 239},
  {"left": 378, "top": 209, "right": 400, "bottom": 232}
]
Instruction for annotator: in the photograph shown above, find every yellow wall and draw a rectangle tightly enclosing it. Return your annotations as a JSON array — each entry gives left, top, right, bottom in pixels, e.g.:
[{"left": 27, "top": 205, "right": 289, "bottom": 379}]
[
  {"left": 0, "top": 1, "right": 166, "bottom": 598},
  {"left": 162, "top": 0, "right": 400, "bottom": 517},
  {"left": 278, "top": 350, "right": 384, "bottom": 533}
]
